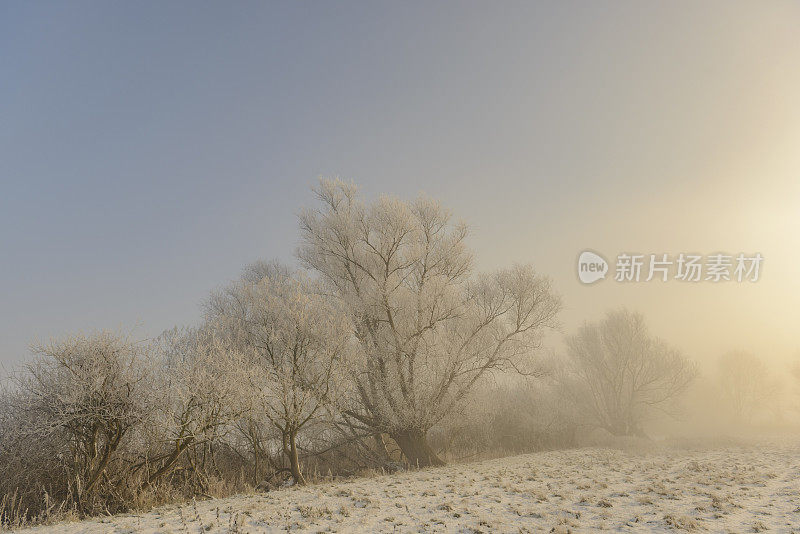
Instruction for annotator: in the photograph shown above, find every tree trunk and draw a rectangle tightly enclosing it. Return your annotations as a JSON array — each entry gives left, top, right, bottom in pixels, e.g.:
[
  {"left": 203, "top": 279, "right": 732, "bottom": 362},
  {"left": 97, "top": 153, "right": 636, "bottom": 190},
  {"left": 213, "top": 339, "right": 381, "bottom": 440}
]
[
  {"left": 144, "top": 435, "right": 195, "bottom": 488},
  {"left": 373, "top": 433, "right": 392, "bottom": 461},
  {"left": 80, "top": 426, "right": 124, "bottom": 511},
  {"left": 391, "top": 429, "right": 445, "bottom": 468},
  {"left": 286, "top": 429, "right": 306, "bottom": 485},
  {"left": 605, "top": 421, "right": 649, "bottom": 439}
]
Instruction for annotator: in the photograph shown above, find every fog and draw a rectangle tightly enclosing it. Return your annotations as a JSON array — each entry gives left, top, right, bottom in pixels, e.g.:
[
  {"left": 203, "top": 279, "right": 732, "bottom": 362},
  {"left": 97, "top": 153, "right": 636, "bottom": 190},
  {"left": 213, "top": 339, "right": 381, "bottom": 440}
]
[
  {"left": 2, "top": 2, "right": 799, "bottom": 531},
  {"left": 3, "top": 178, "right": 799, "bottom": 531}
]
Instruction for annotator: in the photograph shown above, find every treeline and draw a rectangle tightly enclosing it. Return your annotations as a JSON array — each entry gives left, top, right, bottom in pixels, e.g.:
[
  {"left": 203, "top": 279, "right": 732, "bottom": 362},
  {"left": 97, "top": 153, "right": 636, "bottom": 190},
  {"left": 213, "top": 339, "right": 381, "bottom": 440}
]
[{"left": 1, "top": 180, "right": 704, "bottom": 526}]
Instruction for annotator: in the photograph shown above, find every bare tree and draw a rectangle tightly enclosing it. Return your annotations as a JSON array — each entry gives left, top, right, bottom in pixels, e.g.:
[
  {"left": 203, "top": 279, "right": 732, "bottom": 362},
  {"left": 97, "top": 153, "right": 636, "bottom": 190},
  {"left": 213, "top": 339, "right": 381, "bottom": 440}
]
[
  {"left": 717, "top": 350, "right": 776, "bottom": 422},
  {"left": 13, "top": 332, "right": 149, "bottom": 511},
  {"left": 143, "top": 326, "right": 248, "bottom": 490},
  {"left": 207, "top": 261, "right": 350, "bottom": 484},
  {"left": 566, "top": 309, "right": 696, "bottom": 437},
  {"left": 297, "top": 179, "right": 561, "bottom": 466}
]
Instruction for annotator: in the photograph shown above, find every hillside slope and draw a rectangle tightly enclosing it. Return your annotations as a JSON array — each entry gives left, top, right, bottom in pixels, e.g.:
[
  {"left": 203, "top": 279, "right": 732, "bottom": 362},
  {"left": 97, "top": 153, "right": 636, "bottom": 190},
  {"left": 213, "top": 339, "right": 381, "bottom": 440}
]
[{"left": 17, "top": 444, "right": 800, "bottom": 533}]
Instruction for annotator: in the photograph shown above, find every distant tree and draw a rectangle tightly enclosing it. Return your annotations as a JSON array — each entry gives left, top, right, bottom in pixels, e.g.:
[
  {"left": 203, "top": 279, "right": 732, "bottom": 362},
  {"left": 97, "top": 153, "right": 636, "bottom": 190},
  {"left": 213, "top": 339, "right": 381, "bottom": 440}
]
[
  {"left": 791, "top": 357, "right": 800, "bottom": 413},
  {"left": 717, "top": 350, "right": 775, "bottom": 422},
  {"left": 298, "top": 179, "right": 561, "bottom": 466},
  {"left": 14, "top": 332, "right": 149, "bottom": 511},
  {"left": 566, "top": 309, "right": 697, "bottom": 437},
  {"left": 207, "top": 261, "right": 350, "bottom": 484}
]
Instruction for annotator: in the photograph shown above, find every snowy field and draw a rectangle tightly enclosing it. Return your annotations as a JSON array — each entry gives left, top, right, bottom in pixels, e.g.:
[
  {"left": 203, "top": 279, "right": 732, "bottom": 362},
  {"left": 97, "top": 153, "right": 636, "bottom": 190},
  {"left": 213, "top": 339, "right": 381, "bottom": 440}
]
[{"left": 16, "top": 443, "right": 800, "bottom": 533}]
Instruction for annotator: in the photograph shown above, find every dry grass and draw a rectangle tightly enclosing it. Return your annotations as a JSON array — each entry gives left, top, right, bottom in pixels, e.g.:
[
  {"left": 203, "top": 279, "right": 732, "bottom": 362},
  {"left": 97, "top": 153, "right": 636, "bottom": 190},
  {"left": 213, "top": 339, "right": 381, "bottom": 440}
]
[{"left": 8, "top": 442, "right": 800, "bottom": 533}]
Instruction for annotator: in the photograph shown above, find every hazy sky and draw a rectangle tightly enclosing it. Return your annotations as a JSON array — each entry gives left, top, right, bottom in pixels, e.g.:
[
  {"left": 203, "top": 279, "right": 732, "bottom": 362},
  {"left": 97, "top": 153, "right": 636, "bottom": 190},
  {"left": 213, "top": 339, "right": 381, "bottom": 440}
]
[{"left": 2, "top": 1, "right": 799, "bottom": 372}]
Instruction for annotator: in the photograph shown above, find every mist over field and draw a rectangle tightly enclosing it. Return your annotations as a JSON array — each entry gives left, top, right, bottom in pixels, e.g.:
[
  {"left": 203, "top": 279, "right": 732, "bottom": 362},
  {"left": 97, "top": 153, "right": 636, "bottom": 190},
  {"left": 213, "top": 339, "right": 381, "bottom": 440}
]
[{"left": 2, "top": 1, "right": 800, "bottom": 532}]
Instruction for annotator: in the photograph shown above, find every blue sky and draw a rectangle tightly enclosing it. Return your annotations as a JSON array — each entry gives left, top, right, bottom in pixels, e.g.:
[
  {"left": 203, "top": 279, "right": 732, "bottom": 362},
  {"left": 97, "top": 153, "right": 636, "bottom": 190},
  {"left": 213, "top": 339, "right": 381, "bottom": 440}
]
[{"left": 2, "top": 1, "right": 799, "bottom": 368}]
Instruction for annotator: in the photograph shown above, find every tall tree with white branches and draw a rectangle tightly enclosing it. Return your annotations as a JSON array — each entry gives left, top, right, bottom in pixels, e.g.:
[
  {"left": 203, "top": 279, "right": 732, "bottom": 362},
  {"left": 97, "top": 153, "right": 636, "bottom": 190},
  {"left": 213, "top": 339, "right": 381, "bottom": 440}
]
[
  {"left": 207, "top": 261, "right": 350, "bottom": 484},
  {"left": 298, "top": 179, "right": 561, "bottom": 466}
]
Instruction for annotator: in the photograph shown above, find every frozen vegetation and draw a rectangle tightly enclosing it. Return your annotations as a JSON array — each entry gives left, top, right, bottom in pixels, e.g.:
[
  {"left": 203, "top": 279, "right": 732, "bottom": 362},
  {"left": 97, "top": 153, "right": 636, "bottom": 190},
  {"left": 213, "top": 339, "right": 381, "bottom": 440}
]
[
  {"left": 16, "top": 441, "right": 800, "bottom": 533},
  {"left": 2, "top": 182, "right": 797, "bottom": 531}
]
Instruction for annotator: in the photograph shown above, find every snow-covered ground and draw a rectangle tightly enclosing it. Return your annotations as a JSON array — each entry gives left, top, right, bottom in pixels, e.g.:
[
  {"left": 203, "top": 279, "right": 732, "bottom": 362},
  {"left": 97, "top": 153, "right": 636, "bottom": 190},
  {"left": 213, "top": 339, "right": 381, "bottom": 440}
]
[{"left": 16, "top": 443, "right": 800, "bottom": 533}]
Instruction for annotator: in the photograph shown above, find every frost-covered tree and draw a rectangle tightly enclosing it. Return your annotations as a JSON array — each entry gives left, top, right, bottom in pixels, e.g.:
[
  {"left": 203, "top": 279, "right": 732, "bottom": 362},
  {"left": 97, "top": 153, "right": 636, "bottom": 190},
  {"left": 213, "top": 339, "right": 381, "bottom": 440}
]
[
  {"left": 566, "top": 309, "right": 696, "bottom": 437},
  {"left": 298, "top": 179, "right": 561, "bottom": 466},
  {"left": 717, "top": 350, "right": 775, "bottom": 422},
  {"left": 14, "top": 332, "right": 150, "bottom": 510},
  {"left": 144, "top": 326, "right": 248, "bottom": 488},
  {"left": 207, "top": 261, "right": 350, "bottom": 484}
]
